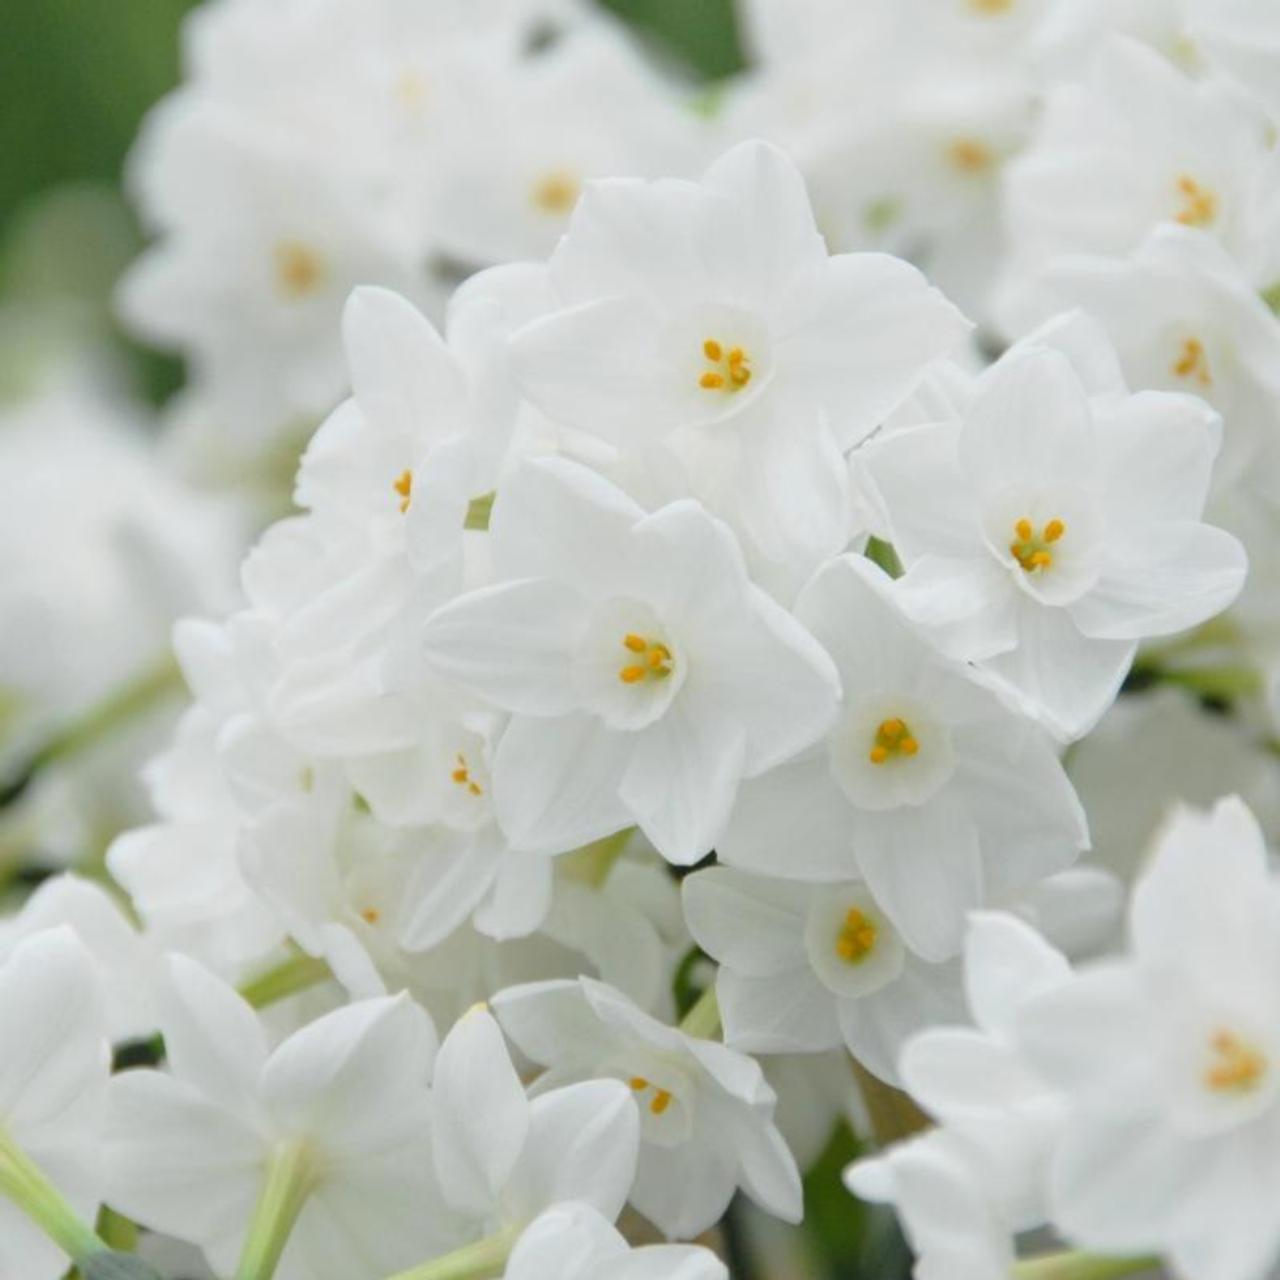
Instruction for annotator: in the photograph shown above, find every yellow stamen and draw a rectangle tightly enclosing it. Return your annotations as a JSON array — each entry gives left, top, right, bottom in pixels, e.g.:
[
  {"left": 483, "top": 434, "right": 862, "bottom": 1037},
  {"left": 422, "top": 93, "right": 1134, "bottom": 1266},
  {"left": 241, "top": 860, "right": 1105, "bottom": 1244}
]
[
  {"left": 835, "top": 907, "right": 878, "bottom": 964},
  {"left": 360, "top": 907, "right": 381, "bottom": 925},
  {"left": 1173, "top": 337, "right": 1212, "bottom": 388},
  {"left": 273, "top": 240, "right": 326, "bottom": 300},
  {"left": 452, "top": 753, "right": 483, "bottom": 797},
  {"left": 699, "top": 336, "right": 753, "bottom": 393},
  {"left": 618, "top": 635, "right": 672, "bottom": 684},
  {"left": 629, "top": 1077, "right": 674, "bottom": 1115},
  {"left": 393, "top": 469, "right": 413, "bottom": 514},
  {"left": 948, "top": 137, "right": 996, "bottom": 174},
  {"left": 970, "top": 0, "right": 1013, "bottom": 11},
  {"left": 1175, "top": 175, "right": 1218, "bottom": 229},
  {"left": 629, "top": 1076, "right": 648, "bottom": 1091},
  {"left": 1205, "top": 1031, "right": 1266, "bottom": 1093},
  {"left": 869, "top": 717, "right": 919, "bottom": 765},
  {"left": 1010, "top": 517, "right": 1066, "bottom": 573},
  {"left": 531, "top": 170, "right": 581, "bottom": 216}
]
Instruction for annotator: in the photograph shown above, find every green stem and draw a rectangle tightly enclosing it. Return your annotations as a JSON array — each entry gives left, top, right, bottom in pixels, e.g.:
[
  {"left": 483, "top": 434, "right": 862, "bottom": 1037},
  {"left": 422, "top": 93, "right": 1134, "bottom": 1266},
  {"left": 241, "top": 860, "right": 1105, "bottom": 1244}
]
[
  {"left": 679, "top": 984, "right": 721, "bottom": 1040},
  {"left": 97, "top": 1205, "right": 139, "bottom": 1252},
  {"left": 1012, "top": 1250, "right": 1160, "bottom": 1280},
  {"left": 234, "top": 1142, "right": 317, "bottom": 1280},
  {"left": 0, "top": 1126, "right": 105, "bottom": 1264},
  {"left": 238, "top": 952, "right": 332, "bottom": 1010},
  {"left": 385, "top": 1229, "right": 518, "bottom": 1280},
  {"left": 2, "top": 655, "right": 182, "bottom": 807},
  {"left": 465, "top": 493, "right": 495, "bottom": 532}
]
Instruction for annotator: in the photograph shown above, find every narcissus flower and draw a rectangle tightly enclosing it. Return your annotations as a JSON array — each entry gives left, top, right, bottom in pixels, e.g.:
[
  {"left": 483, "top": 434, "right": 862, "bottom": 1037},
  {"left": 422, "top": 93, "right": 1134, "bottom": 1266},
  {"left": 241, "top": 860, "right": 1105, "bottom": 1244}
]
[{"left": 421, "top": 456, "right": 839, "bottom": 864}]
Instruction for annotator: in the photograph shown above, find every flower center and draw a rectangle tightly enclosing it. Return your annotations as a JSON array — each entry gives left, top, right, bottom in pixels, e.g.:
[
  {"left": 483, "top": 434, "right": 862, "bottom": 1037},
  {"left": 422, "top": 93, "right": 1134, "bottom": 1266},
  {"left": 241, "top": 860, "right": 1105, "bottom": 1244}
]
[
  {"left": 273, "top": 240, "right": 326, "bottom": 299},
  {"left": 1205, "top": 1030, "right": 1267, "bottom": 1093},
  {"left": 393, "top": 469, "right": 413, "bottom": 514},
  {"left": 947, "top": 137, "right": 996, "bottom": 175},
  {"left": 360, "top": 906, "right": 381, "bottom": 925},
  {"left": 1174, "top": 175, "right": 1218, "bottom": 229},
  {"left": 868, "top": 717, "right": 919, "bottom": 765},
  {"left": 969, "top": 0, "right": 1014, "bottom": 11},
  {"left": 451, "top": 753, "right": 483, "bottom": 797},
  {"left": 531, "top": 170, "right": 581, "bottom": 216},
  {"left": 699, "top": 339, "right": 753, "bottom": 393},
  {"left": 629, "top": 1076, "right": 673, "bottom": 1115},
  {"left": 1172, "top": 337, "right": 1212, "bottom": 388},
  {"left": 1010, "top": 516, "right": 1065, "bottom": 573},
  {"left": 835, "top": 907, "right": 878, "bottom": 964},
  {"left": 619, "top": 633, "right": 673, "bottom": 684}
]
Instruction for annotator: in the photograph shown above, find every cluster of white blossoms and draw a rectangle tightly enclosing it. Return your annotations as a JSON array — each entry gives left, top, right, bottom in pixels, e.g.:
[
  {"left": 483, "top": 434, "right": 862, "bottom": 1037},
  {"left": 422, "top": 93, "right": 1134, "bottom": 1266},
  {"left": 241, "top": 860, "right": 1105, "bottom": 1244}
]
[{"left": 7, "top": 1, "right": 1280, "bottom": 1279}]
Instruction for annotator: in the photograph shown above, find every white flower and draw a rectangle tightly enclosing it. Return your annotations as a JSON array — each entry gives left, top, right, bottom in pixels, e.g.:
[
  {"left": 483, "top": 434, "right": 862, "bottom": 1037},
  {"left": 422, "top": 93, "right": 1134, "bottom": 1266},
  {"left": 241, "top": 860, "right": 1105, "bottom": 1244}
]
[
  {"left": 491, "top": 976, "right": 803, "bottom": 1239},
  {"left": 858, "top": 342, "right": 1247, "bottom": 738},
  {"left": 421, "top": 456, "right": 839, "bottom": 864},
  {"left": 429, "top": 1007, "right": 639, "bottom": 1243},
  {"left": 504, "top": 1202, "right": 726, "bottom": 1280},
  {"left": 0, "top": 930, "right": 110, "bottom": 1280},
  {"left": 107, "top": 955, "right": 446, "bottom": 1279},
  {"left": 504, "top": 139, "right": 969, "bottom": 581},
  {"left": 1020, "top": 797, "right": 1280, "bottom": 1280},
  {"left": 1003, "top": 38, "right": 1280, "bottom": 286},
  {"left": 846, "top": 912, "right": 1073, "bottom": 1280},
  {"left": 682, "top": 866, "right": 965, "bottom": 1082},
  {"left": 718, "top": 554, "right": 1086, "bottom": 960},
  {"left": 1000, "top": 224, "right": 1280, "bottom": 500}
]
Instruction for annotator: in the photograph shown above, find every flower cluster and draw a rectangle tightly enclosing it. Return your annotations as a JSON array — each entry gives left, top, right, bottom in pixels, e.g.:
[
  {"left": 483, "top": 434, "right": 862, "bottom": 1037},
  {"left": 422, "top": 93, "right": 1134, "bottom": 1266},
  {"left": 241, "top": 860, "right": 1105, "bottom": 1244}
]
[{"left": 5, "top": 2, "right": 1280, "bottom": 1279}]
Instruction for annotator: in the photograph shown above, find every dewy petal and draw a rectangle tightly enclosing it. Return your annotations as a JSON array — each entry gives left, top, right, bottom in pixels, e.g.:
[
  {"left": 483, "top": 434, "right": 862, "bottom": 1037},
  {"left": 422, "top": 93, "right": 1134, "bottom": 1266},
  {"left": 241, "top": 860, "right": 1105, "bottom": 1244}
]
[
  {"left": 775, "top": 253, "right": 971, "bottom": 449},
  {"left": 422, "top": 580, "right": 588, "bottom": 717},
  {"left": 618, "top": 698, "right": 748, "bottom": 865},
  {"left": 959, "top": 348, "right": 1097, "bottom": 498},
  {"left": 681, "top": 868, "right": 811, "bottom": 977},
  {"left": 854, "top": 804, "right": 984, "bottom": 962},
  {"left": 489, "top": 457, "right": 645, "bottom": 597},
  {"left": 342, "top": 286, "right": 467, "bottom": 447},
  {"left": 1070, "top": 522, "right": 1246, "bottom": 641},
  {"left": 696, "top": 140, "right": 828, "bottom": 311},
  {"left": 157, "top": 954, "right": 269, "bottom": 1122},
  {"left": 510, "top": 1079, "right": 640, "bottom": 1223},
  {"left": 430, "top": 1008, "right": 530, "bottom": 1219},
  {"left": 492, "top": 713, "right": 634, "bottom": 854}
]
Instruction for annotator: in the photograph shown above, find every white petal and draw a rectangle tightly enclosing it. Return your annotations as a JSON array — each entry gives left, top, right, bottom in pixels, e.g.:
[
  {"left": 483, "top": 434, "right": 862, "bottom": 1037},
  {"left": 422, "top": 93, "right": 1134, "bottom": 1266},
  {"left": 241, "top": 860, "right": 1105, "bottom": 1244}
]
[
  {"left": 492, "top": 713, "right": 634, "bottom": 854},
  {"left": 431, "top": 1008, "right": 529, "bottom": 1218},
  {"left": 963, "top": 911, "right": 1072, "bottom": 1039},
  {"left": 680, "top": 868, "right": 810, "bottom": 976},
  {"left": 718, "top": 967, "right": 840, "bottom": 1055}
]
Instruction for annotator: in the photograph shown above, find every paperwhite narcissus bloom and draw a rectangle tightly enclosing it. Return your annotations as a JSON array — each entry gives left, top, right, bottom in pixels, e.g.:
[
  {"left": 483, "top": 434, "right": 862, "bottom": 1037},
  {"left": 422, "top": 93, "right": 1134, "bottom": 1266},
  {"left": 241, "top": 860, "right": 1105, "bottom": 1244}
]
[
  {"left": 492, "top": 977, "right": 803, "bottom": 1240},
  {"left": 504, "top": 139, "right": 969, "bottom": 578},
  {"left": 718, "top": 554, "right": 1087, "bottom": 960},
  {"left": 504, "top": 1202, "right": 727, "bottom": 1280},
  {"left": 859, "top": 344, "right": 1247, "bottom": 739},
  {"left": 0, "top": 930, "right": 110, "bottom": 1280},
  {"left": 421, "top": 456, "right": 840, "bottom": 864},
  {"left": 1020, "top": 797, "right": 1280, "bottom": 1280},
  {"left": 107, "top": 956, "right": 447, "bottom": 1279},
  {"left": 846, "top": 913, "right": 1073, "bottom": 1280},
  {"left": 1000, "top": 225, "right": 1280, "bottom": 500},
  {"left": 1003, "top": 37, "right": 1280, "bottom": 288},
  {"left": 681, "top": 866, "right": 965, "bottom": 1083},
  {"left": 430, "top": 1007, "right": 639, "bottom": 1246}
]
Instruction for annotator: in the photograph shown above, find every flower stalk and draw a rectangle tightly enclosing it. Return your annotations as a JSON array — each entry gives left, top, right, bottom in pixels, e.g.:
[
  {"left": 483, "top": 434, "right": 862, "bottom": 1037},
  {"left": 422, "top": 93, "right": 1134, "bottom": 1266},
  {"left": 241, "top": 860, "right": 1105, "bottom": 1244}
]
[
  {"left": 238, "top": 951, "right": 332, "bottom": 1010},
  {"left": 679, "top": 983, "right": 721, "bottom": 1040},
  {"left": 234, "top": 1141, "right": 318, "bottom": 1280},
  {"left": 385, "top": 1228, "right": 519, "bottom": 1280},
  {"left": 1012, "top": 1250, "right": 1161, "bottom": 1280},
  {"left": 0, "top": 1124, "right": 105, "bottom": 1264}
]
